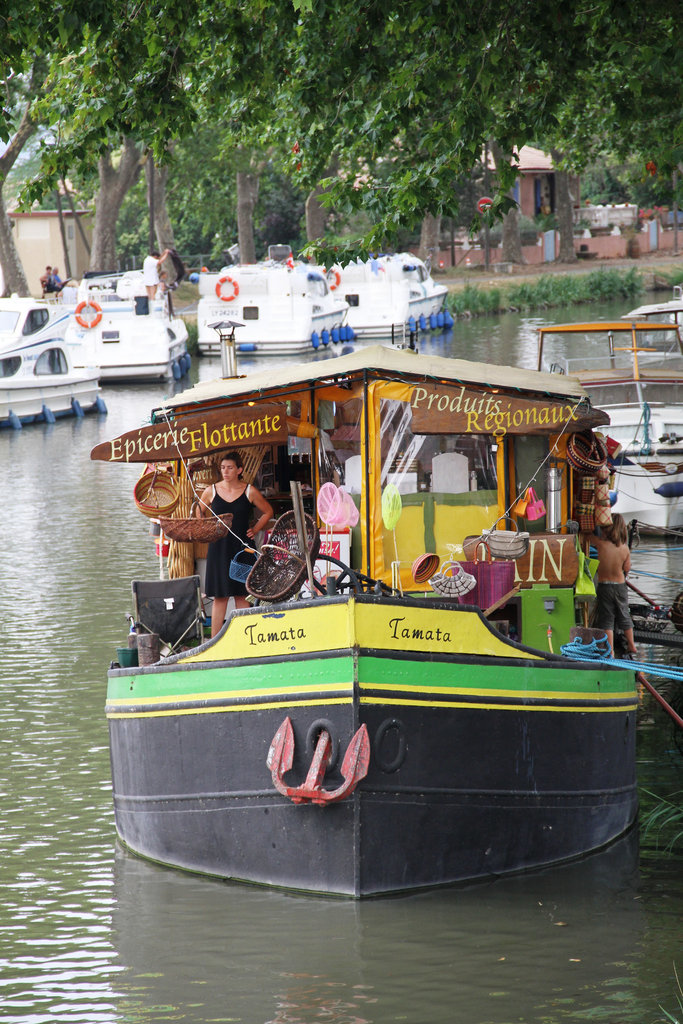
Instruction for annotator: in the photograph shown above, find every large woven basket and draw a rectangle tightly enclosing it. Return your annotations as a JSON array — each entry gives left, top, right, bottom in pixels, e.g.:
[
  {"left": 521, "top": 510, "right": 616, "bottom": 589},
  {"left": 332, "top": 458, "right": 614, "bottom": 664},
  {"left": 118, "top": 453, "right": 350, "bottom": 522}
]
[
  {"left": 159, "top": 513, "right": 233, "bottom": 543},
  {"left": 246, "top": 511, "right": 320, "bottom": 602},
  {"left": 134, "top": 469, "right": 180, "bottom": 518}
]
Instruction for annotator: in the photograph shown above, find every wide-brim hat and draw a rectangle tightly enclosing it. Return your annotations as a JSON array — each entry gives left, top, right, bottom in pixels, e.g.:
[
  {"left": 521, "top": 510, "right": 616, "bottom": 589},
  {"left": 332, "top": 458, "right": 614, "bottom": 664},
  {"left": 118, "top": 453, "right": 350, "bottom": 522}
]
[{"left": 567, "top": 431, "right": 608, "bottom": 475}]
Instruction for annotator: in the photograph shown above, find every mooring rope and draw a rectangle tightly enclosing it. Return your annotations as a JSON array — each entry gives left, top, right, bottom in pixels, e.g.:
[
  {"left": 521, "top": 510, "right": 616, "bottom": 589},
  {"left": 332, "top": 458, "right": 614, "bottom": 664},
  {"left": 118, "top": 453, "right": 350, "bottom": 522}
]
[{"left": 560, "top": 636, "right": 683, "bottom": 681}]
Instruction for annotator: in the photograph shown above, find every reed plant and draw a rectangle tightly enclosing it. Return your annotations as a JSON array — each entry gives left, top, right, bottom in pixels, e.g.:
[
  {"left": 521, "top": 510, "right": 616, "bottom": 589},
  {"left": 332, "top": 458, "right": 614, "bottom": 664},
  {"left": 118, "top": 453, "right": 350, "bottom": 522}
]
[
  {"left": 446, "top": 268, "right": 643, "bottom": 318},
  {"left": 658, "top": 964, "right": 682, "bottom": 1024},
  {"left": 640, "top": 789, "right": 683, "bottom": 853}
]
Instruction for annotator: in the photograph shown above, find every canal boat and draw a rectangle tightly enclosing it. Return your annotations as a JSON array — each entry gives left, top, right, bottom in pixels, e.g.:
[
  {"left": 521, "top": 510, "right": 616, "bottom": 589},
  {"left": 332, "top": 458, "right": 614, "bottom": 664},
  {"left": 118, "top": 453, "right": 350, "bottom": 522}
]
[
  {"left": 196, "top": 260, "right": 349, "bottom": 356},
  {"left": 0, "top": 296, "right": 104, "bottom": 428},
  {"left": 94, "top": 344, "right": 639, "bottom": 896},
  {"left": 623, "top": 284, "right": 683, "bottom": 327},
  {"left": 537, "top": 320, "right": 683, "bottom": 531},
  {"left": 62, "top": 271, "right": 191, "bottom": 383},
  {"left": 325, "top": 252, "right": 451, "bottom": 341}
]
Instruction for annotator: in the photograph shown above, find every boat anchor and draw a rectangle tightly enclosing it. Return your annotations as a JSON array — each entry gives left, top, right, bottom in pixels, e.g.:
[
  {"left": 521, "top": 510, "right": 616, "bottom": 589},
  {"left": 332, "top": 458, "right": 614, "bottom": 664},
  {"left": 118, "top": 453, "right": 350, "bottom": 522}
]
[{"left": 267, "top": 716, "right": 370, "bottom": 805}]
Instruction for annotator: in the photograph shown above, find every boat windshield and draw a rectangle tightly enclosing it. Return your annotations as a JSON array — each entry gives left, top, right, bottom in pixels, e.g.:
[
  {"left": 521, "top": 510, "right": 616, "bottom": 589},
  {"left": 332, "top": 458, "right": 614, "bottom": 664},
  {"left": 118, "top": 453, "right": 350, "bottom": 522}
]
[
  {"left": 539, "top": 325, "right": 683, "bottom": 377},
  {"left": 0, "top": 311, "right": 20, "bottom": 334},
  {"left": 586, "top": 378, "right": 683, "bottom": 410}
]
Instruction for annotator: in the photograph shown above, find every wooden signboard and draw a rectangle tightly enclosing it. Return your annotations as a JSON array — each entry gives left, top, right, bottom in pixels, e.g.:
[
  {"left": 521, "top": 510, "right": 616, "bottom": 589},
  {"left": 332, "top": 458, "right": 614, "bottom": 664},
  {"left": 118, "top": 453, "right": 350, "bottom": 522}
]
[
  {"left": 90, "top": 403, "right": 289, "bottom": 463},
  {"left": 410, "top": 383, "right": 608, "bottom": 436},
  {"left": 463, "top": 533, "right": 579, "bottom": 588}
]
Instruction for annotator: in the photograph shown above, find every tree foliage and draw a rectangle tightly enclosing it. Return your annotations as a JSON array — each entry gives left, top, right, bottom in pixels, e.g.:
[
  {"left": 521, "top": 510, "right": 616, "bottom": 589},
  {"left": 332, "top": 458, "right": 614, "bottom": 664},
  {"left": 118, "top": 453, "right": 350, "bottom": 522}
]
[{"left": 7, "top": 1, "right": 683, "bottom": 262}]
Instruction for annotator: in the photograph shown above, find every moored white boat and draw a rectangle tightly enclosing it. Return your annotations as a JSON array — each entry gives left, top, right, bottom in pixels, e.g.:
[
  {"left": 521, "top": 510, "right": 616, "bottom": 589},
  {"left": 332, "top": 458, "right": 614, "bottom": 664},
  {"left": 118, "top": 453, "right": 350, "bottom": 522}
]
[
  {"left": 623, "top": 285, "right": 683, "bottom": 327},
  {"left": 325, "top": 252, "right": 452, "bottom": 341},
  {"left": 0, "top": 297, "right": 104, "bottom": 428},
  {"left": 196, "top": 261, "right": 349, "bottom": 356},
  {"left": 537, "top": 320, "right": 683, "bottom": 531},
  {"left": 62, "top": 271, "right": 191, "bottom": 383}
]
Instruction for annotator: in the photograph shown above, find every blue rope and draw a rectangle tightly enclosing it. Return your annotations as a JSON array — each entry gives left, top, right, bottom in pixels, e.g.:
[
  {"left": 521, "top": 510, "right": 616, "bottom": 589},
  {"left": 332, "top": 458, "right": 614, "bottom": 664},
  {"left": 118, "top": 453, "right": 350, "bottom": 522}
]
[{"left": 560, "top": 636, "right": 683, "bottom": 682}]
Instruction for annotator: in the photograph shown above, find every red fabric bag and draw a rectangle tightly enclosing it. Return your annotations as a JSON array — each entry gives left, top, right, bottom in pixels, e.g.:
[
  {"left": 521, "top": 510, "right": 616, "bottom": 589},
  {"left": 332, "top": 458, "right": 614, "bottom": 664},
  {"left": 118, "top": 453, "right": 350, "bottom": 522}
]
[{"left": 458, "top": 541, "right": 515, "bottom": 609}]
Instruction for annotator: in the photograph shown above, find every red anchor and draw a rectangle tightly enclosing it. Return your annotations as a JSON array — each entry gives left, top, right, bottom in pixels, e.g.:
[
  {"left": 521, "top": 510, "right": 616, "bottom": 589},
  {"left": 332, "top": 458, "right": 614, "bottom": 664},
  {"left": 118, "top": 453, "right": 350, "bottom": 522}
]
[{"left": 267, "top": 716, "right": 370, "bottom": 805}]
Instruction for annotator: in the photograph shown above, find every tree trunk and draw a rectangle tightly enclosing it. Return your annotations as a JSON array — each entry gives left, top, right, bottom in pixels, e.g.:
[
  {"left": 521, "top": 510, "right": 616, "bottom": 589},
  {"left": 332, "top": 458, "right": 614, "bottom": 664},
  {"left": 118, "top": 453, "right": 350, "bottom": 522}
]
[
  {"left": 489, "top": 140, "right": 524, "bottom": 264},
  {"left": 551, "top": 149, "right": 577, "bottom": 263},
  {"left": 305, "top": 186, "right": 328, "bottom": 241},
  {"left": 501, "top": 205, "right": 524, "bottom": 264},
  {"left": 89, "top": 138, "right": 142, "bottom": 271},
  {"left": 418, "top": 213, "right": 441, "bottom": 265},
  {"left": 236, "top": 171, "right": 259, "bottom": 264},
  {"left": 145, "top": 154, "right": 175, "bottom": 251},
  {"left": 0, "top": 98, "right": 37, "bottom": 296}
]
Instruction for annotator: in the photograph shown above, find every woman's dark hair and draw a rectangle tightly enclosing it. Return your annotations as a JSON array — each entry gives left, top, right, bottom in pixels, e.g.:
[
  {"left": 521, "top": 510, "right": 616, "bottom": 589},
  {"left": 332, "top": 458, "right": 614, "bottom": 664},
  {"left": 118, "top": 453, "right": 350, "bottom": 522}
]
[
  {"left": 604, "top": 512, "right": 627, "bottom": 547},
  {"left": 220, "top": 450, "right": 243, "bottom": 475}
]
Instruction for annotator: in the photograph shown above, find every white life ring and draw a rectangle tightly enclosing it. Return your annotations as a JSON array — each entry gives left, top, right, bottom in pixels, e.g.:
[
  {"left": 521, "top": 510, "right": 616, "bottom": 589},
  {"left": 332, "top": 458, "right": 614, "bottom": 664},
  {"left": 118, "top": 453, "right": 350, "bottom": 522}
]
[
  {"left": 74, "top": 300, "right": 102, "bottom": 329},
  {"left": 215, "top": 276, "right": 240, "bottom": 302}
]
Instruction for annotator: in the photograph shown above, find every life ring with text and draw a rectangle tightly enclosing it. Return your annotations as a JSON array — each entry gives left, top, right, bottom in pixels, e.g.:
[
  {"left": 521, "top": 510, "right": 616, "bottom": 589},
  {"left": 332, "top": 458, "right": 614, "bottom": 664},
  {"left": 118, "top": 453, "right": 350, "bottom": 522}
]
[
  {"left": 327, "top": 269, "right": 341, "bottom": 291},
  {"left": 215, "top": 276, "right": 240, "bottom": 302},
  {"left": 74, "top": 300, "right": 102, "bottom": 329}
]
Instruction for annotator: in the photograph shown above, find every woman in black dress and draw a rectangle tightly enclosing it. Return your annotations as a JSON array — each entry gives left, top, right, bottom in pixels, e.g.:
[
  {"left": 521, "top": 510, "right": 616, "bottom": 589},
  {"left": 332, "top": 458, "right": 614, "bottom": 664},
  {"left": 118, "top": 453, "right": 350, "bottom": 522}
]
[{"left": 199, "top": 451, "right": 273, "bottom": 637}]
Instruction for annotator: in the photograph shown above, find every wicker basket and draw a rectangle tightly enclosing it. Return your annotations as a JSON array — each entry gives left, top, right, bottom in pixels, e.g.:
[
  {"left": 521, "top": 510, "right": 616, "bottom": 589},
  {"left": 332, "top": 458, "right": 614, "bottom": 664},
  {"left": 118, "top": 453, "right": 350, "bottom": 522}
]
[
  {"left": 247, "top": 511, "right": 320, "bottom": 602},
  {"left": 159, "top": 513, "right": 233, "bottom": 543},
  {"left": 134, "top": 469, "right": 180, "bottom": 518}
]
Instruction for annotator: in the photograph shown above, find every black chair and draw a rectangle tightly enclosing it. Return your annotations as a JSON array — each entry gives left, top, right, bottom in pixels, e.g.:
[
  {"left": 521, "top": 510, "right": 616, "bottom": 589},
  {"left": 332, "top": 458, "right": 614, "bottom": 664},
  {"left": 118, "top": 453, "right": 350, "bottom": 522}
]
[{"left": 131, "top": 575, "right": 204, "bottom": 650}]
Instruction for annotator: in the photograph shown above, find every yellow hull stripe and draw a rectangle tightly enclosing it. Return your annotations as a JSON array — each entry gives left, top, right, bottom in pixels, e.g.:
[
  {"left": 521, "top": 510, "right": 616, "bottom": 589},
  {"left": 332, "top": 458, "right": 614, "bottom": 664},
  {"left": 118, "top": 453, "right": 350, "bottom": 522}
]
[
  {"left": 106, "top": 682, "right": 349, "bottom": 707},
  {"left": 359, "top": 682, "right": 635, "bottom": 701},
  {"left": 360, "top": 696, "right": 638, "bottom": 713},
  {"left": 106, "top": 697, "right": 352, "bottom": 720}
]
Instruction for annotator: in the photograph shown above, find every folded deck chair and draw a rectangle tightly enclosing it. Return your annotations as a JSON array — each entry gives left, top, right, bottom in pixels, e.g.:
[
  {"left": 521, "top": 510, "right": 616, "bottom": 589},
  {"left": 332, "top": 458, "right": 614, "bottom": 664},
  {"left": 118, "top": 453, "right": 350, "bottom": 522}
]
[{"left": 131, "top": 575, "right": 204, "bottom": 650}]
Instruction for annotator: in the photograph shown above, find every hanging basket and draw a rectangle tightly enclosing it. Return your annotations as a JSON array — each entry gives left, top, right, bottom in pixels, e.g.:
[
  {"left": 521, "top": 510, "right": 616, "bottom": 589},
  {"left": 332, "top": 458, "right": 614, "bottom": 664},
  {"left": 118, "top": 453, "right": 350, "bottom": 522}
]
[
  {"left": 247, "top": 511, "right": 320, "bottom": 603},
  {"left": 479, "top": 517, "right": 529, "bottom": 560},
  {"left": 134, "top": 468, "right": 180, "bottom": 519},
  {"left": 159, "top": 513, "right": 233, "bottom": 543}
]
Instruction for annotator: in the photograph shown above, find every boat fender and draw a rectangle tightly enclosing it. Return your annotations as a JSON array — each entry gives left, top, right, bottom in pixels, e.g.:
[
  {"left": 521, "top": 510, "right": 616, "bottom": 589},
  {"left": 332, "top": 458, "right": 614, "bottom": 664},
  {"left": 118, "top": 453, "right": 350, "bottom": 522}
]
[
  {"left": 94, "top": 396, "right": 108, "bottom": 414},
  {"left": 182, "top": 352, "right": 192, "bottom": 374},
  {"left": 74, "top": 300, "right": 103, "bottom": 329},
  {"left": 654, "top": 481, "right": 683, "bottom": 499},
  {"left": 443, "top": 309, "right": 454, "bottom": 329},
  {"left": 321, "top": 328, "right": 330, "bottom": 346},
  {"left": 311, "top": 331, "right": 320, "bottom": 349},
  {"left": 429, "top": 313, "right": 438, "bottom": 329},
  {"left": 408, "top": 315, "right": 417, "bottom": 332},
  {"left": 215, "top": 275, "right": 240, "bottom": 302},
  {"left": 71, "top": 397, "right": 84, "bottom": 417},
  {"left": 327, "top": 269, "right": 341, "bottom": 291},
  {"left": 41, "top": 404, "right": 56, "bottom": 424},
  {"left": 331, "top": 326, "right": 340, "bottom": 343},
  {"left": 419, "top": 314, "right": 427, "bottom": 331},
  {"left": 237, "top": 343, "right": 257, "bottom": 353},
  {"left": 172, "top": 360, "right": 182, "bottom": 380},
  {"left": 8, "top": 410, "right": 22, "bottom": 430},
  {"left": 437, "top": 311, "right": 444, "bottom": 328}
]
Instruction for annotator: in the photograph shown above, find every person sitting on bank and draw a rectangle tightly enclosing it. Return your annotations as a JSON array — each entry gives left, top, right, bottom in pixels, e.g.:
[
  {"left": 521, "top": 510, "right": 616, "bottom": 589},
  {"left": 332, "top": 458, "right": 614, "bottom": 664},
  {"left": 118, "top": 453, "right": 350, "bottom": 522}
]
[
  {"left": 50, "top": 267, "right": 63, "bottom": 292},
  {"left": 40, "top": 266, "right": 52, "bottom": 296},
  {"left": 143, "top": 248, "right": 171, "bottom": 301},
  {"left": 589, "top": 514, "right": 639, "bottom": 660}
]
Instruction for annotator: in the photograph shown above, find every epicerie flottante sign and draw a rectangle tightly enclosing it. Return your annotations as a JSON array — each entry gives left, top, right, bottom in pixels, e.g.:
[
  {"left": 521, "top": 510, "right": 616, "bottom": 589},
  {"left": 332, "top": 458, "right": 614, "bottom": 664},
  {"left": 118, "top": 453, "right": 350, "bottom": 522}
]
[{"left": 90, "top": 404, "right": 289, "bottom": 462}]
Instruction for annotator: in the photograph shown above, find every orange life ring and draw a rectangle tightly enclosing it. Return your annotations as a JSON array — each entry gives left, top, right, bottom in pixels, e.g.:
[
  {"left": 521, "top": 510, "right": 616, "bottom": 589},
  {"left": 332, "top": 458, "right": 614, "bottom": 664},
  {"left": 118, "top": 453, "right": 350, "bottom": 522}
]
[
  {"left": 215, "top": 276, "right": 240, "bottom": 302},
  {"left": 74, "top": 300, "right": 102, "bottom": 329},
  {"left": 327, "top": 269, "right": 341, "bottom": 291}
]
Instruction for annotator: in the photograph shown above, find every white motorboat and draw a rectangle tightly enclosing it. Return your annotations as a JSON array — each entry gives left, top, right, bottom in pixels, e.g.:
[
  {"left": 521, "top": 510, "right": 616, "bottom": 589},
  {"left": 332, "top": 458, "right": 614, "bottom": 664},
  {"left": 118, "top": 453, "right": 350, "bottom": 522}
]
[
  {"left": 0, "top": 297, "right": 104, "bottom": 429},
  {"left": 623, "top": 284, "right": 683, "bottom": 327},
  {"left": 196, "top": 261, "right": 349, "bottom": 356},
  {"left": 537, "top": 320, "right": 683, "bottom": 532},
  {"left": 324, "top": 253, "right": 452, "bottom": 342},
  {"left": 63, "top": 271, "right": 191, "bottom": 383}
]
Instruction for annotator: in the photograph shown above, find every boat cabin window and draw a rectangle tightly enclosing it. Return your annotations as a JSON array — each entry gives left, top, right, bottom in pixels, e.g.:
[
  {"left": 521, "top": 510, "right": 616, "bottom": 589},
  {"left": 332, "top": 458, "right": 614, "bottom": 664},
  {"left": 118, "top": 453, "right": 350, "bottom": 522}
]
[
  {"left": 23, "top": 308, "right": 49, "bottom": 335},
  {"left": 344, "top": 294, "right": 360, "bottom": 307},
  {"left": 317, "top": 398, "right": 363, "bottom": 492},
  {"left": 0, "top": 311, "right": 20, "bottom": 334},
  {"left": 34, "top": 348, "right": 68, "bottom": 375},
  {"left": 306, "top": 277, "right": 329, "bottom": 299},
  {"left": 513, "top": 435, "right": 549, "bottom": 534},
  {"left": 0, "top": 356, "right": 21, "bottom": 378},
  {"left": 242, "top": 307, "right": 259, "bottom": 320}
]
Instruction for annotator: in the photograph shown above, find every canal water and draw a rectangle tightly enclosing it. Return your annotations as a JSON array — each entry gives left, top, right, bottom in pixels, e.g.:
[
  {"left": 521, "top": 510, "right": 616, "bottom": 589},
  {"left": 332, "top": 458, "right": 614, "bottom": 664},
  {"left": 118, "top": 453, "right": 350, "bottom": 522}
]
[{"left": 1, "top": 300, "right": 681, "bottom": 1024}]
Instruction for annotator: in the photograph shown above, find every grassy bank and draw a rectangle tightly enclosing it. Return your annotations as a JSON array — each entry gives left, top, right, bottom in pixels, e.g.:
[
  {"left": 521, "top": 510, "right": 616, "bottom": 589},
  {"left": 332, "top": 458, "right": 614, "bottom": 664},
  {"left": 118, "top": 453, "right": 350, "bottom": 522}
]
[{"left": 445, "top": 267, "right": 644, "bottom": 318}]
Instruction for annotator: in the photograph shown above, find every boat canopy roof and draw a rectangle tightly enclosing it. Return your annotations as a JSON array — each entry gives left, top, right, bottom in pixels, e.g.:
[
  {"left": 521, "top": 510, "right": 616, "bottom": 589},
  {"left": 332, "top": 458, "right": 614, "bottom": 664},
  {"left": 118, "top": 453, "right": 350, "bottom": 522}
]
[
  {"left": 159, "top": 344, "right": 589, "bottom": 417},
  {"left": 537, "top": 320, "right": 681, "bottom": 334}
]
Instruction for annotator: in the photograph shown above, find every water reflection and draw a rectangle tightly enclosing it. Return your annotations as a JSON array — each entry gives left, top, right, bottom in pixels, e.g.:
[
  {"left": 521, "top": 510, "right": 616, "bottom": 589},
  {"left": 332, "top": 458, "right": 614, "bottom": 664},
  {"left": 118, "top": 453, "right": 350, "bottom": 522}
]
[{"left": 111, "top": 834, "right": 644, "bottom": 1024}]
